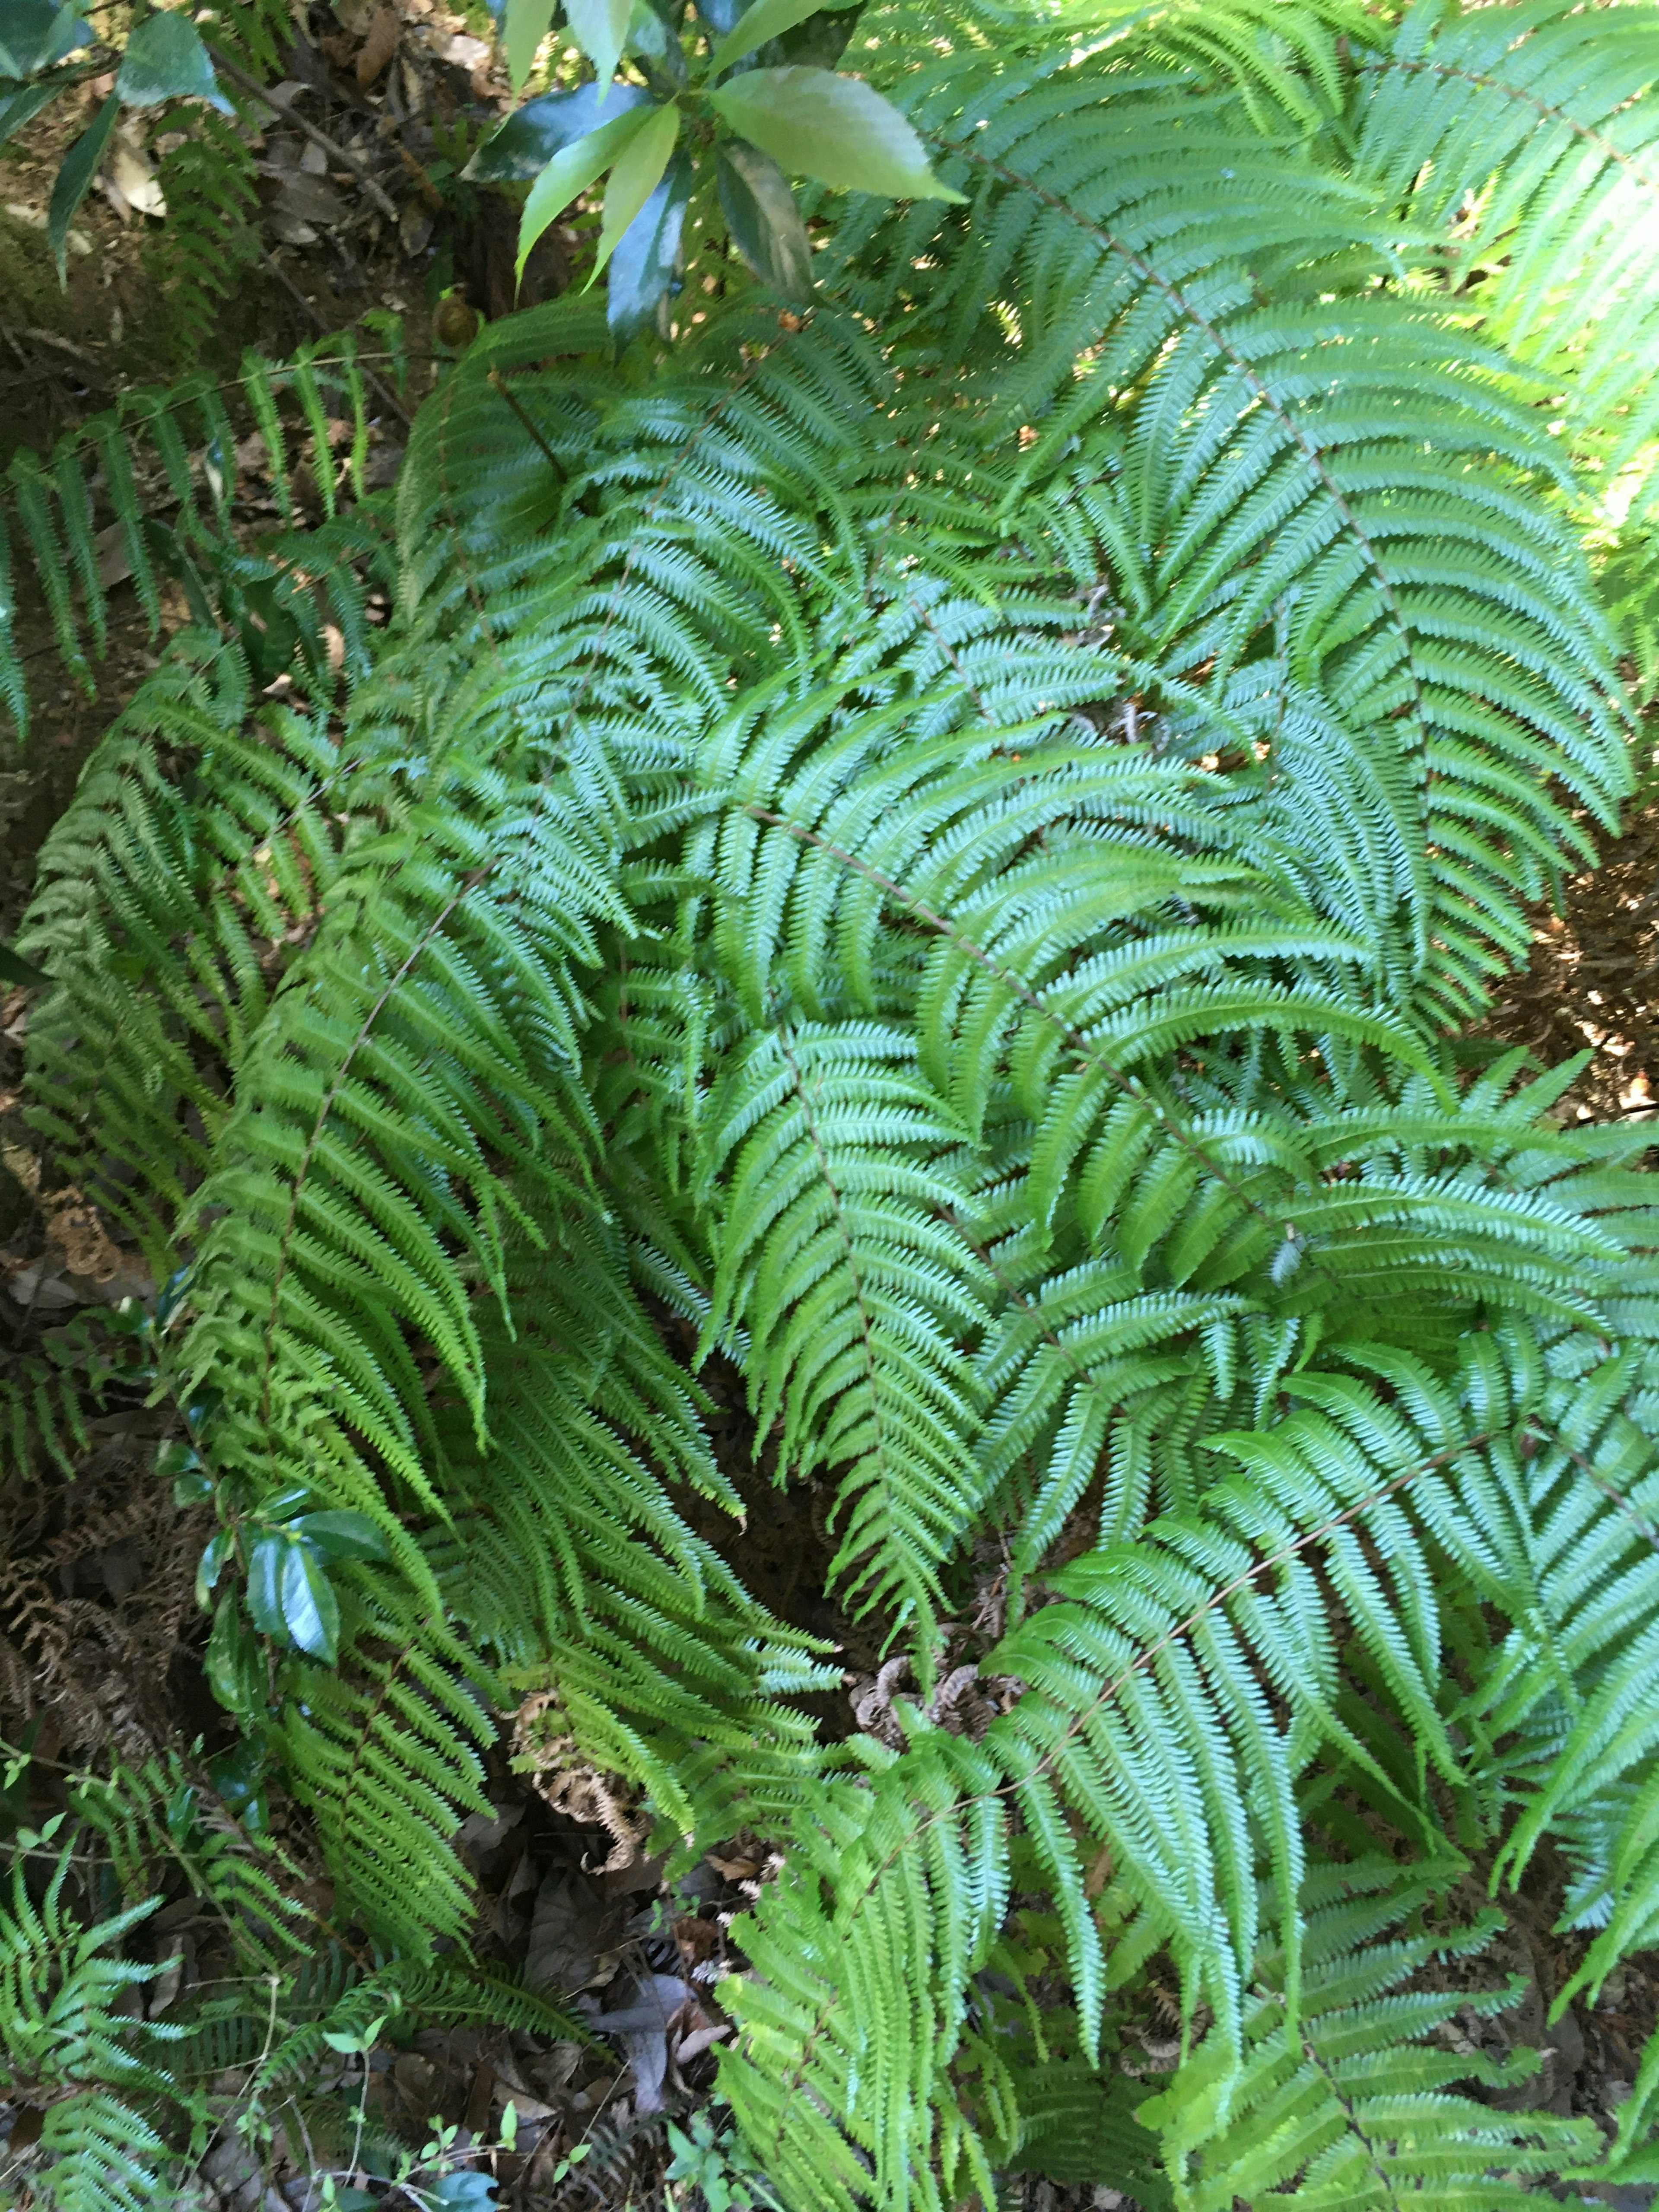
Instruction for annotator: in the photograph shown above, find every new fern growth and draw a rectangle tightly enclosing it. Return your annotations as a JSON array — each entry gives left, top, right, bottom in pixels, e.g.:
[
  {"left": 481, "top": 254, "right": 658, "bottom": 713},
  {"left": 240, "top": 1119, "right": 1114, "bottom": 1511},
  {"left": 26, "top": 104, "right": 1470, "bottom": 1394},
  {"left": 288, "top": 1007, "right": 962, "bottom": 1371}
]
[{"left": 12, "top": 1, "right": 1659, "bottom": 2206}]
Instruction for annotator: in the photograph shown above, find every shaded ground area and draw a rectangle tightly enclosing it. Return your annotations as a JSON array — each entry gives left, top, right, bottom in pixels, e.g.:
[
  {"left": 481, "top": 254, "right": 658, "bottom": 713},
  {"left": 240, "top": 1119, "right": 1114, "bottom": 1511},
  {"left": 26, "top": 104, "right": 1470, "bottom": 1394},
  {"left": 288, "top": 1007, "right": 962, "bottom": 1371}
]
[{"left": 1488, "top": 798, "right": 1659, "bottom": 1130}]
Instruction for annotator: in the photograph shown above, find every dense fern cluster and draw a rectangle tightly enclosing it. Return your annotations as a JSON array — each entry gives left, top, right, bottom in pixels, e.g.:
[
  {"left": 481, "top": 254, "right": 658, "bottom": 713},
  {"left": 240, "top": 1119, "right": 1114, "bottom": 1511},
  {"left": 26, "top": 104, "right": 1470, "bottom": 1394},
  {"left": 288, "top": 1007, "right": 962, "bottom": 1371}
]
[{"left": 12, "top": 0, "right": 1659, "bottom": 2203}]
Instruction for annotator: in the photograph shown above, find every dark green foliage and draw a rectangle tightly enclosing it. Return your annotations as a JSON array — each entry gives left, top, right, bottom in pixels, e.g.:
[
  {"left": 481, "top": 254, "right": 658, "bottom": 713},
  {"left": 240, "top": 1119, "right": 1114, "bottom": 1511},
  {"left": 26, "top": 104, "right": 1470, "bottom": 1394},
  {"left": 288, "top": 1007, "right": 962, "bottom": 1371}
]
[
  {"left": 12, "top": 2, "right": 1659, "bottom": 2206},
  {"left": 143, "top": 111, "right": 262, "bottom": 367},
  {"left": 0, "top": 336, "right": 391, "bottom": 740}
]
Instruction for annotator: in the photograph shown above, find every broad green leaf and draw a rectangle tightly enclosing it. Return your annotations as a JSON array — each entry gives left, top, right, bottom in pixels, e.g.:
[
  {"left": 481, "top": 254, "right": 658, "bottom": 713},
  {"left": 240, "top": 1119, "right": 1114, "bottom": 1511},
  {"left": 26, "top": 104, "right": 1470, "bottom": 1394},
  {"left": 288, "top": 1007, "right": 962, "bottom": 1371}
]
[
  {"left": 466, "top": 76, "right": 648, "bottom": 178},
  {"left": 207, "top": 1732, "right": 269, "bottom": 1826},
  {"left": 501, "top": 0, "right": 554, "bottom": 95},
  {"left": 709, "top": 66, "right": 966, "bottom": 201},
  {"left": 626, "top": 0, "right": 680, "bottom": 76},
  {"left": 566, "top": 0, "right": 632, "bottom": 99},
  {"left": 708, "top": 0, "right": 851, "bottom": 79},
  {"left": 195, "top": 1528, "right": 234, "bottom": 1612},
  {"left": 717, "top": 138, "right": 812, "bottom": 298},
  {"left": 293, "top": 1509, "right": 389, "bottom": 1562},
  {"left": 206, "top": 1591, "right": 263, "bottom": 1714},
  {"left": 0, "top": 80, "right": 57, "bottom": 152},
  {"left": 0, "top": 0, "right": 88, "bottom": 78},
  {"left": 116, "top": 10, "right": 229, "bottom": 109},
  {"left": 608, "top": 142, "right": 691, "bottom": 343},
  {"left": 589, "top": 98, "right": 678, "bottom": 287},
  {"left": 245, "top": 1532, "right": 287, "bottom": 1639},
  {"left": 0, "top": 942, "right": 48, "bottom": 988},
  {"left": 281, "top": 1540, "right": 340, "bottom": 1662},
  {"left": 48, "top": 90, "right": 116, "bottom": 280},
  {"left": 515, "top": 102, "right": 654, "bottom": 281}
]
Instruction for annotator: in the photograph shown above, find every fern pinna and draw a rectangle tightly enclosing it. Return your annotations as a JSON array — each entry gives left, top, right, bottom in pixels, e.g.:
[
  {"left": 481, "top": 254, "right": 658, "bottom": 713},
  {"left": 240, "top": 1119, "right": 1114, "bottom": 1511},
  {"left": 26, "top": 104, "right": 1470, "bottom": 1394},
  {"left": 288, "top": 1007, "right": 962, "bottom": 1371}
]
[{"left": 12, "top": 0, "right": 1659, "bottom": 2204}]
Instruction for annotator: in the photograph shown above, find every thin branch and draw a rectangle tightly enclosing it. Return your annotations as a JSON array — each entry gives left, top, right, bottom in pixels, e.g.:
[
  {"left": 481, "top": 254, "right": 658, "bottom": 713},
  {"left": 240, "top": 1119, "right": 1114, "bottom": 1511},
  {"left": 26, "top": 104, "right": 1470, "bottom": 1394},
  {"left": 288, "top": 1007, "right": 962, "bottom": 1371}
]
[{"left": 208, "top": 48, "right": 400, "bottom": 225}]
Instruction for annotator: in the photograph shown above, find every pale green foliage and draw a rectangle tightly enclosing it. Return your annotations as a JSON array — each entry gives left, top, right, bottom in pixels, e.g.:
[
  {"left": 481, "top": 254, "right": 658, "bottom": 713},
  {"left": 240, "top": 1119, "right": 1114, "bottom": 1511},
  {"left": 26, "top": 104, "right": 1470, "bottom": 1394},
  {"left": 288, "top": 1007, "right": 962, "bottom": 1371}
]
[{"left": 11, "top": 1, "right": 1659, "bottom": 2206}]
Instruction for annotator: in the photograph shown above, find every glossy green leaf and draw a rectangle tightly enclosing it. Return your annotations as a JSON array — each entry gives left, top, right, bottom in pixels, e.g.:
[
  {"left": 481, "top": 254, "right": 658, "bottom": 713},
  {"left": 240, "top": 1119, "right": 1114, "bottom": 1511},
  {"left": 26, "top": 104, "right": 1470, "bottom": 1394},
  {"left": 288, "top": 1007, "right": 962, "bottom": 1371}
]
[
  {"left": 206, "top": 1590, "right": 264, "bottom": 1714},
  {"left": 589, "top": 97, "right": 678, "bottom": 287},
  {"left": 707, "top": 0, "right": 850, "bottom": 79},
  {"left": 0, "top": 79, "right": 57, "bottom": 151},
  {"left": 207, "top": 1732, "right": 269, "bottom": 1831},
  {"left": 0, "top": 0, "right": 88, "bottom": 78},
  {"left": 501, "top": 0, "right": 554, "bottom": 95},
  {"left": 626, "top": 0, "right": 680, "bottom": 76},
  {"left": 515, "top": 101, "right": 653, "bottom": 281},
  {"left": 292, "top": 1509, "right": 389, "bottom": 1562},
  {"left": 609, "top": 142, "right": 691, "bottom": 343},
  {"left": 465, "top": 76, "right": 648, "bottom": 178},
  {"left": 281, "top": 1540, "right": 340, "bottom": 1662},
  {"left": 0, "top": 943, "right": 48, "bottom": 988},
  {"left": 262, "top": 1483, "right": 313, "bottom": 1521},
  {"left": 565, "top": 0, "right": 632, "bottom": 99},
  {"left": 709, "top": 66, "right": 966, "bottom": 201},
  {"left": 717, "top": 137, "right": 812, "bottom": 298},
  {"left": 116, "top": 10, "right": 229, "bottom": 109},
  {"left": 194, "top": 1527, "right": 234, "bottom": 1611},
  {"left": 245, "top": 1532, "right": 287, "bottom": 1638},
  {"left": 48, "top": 89, "right": 116, "bottom": 282}
]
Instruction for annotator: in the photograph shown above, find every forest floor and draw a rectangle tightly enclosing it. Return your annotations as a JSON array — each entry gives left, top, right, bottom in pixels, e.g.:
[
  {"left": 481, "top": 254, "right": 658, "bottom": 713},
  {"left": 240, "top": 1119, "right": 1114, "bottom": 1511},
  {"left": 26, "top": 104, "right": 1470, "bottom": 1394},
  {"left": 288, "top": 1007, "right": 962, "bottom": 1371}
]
[{"left": 3, "top": 32, "right": 1659, "bottom": 2203}]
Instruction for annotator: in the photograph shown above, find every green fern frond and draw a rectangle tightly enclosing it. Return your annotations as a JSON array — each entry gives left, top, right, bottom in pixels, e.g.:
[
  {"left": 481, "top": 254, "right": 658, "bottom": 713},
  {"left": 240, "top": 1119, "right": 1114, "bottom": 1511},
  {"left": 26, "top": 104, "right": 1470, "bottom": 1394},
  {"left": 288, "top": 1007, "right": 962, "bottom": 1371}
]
[
  {"left": 0, "top": 335, "right": 392, "bottom": 740},
  {"left": 1142, "top": 1868, "right": 1599, "bottom": 2209},
  {"left": 143, "top": 109, "right": 261, "bottom": 369}
]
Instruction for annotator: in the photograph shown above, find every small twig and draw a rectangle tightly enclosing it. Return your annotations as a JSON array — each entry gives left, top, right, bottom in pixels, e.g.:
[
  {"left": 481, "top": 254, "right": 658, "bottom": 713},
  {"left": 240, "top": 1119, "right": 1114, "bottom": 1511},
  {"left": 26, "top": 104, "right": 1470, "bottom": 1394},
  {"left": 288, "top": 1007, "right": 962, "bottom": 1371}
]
[
  {"left": 488, "top": 369, "right": 563, "bottom": 474},
  {"left": 208, "top": 48, "right": 401, "bottom": 225},
  {"left": 258, "top": 251, "right": 413, "bottom": 428}
]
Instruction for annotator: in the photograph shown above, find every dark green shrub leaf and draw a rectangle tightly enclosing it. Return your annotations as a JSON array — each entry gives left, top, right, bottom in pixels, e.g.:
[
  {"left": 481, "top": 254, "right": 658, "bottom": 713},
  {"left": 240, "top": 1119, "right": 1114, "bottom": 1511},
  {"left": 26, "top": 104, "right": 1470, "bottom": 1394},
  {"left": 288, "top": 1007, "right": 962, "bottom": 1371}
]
[
  {"left": 261, "top": 1484, "right": 313, "bottom": 1522},
  {"left": 116, "top": 9, "right": 228, "bottom": 108},
  {"left": 207, "top": 1732, "right": 269, "bottom": 1831},
  {"left": 171, "top": 1465, "right": 213, "bottom": 1509},
  {"left": 591, "top": 98, "right": 679, "bottom": 285},
  {"left": 0, "top": 79, "right": 55, "bottom": 151},
  {"left": 708, "top": 0, "right": 850, "bottom": 79},
  {"left": 627, "top": 0, "right": 682, "bottom": 78},
  {"left": 515, "top": 103, "right": 654, "bottom": 281},
  {"left": 292, "top": 1509, "right": 389, "bottom": 1562},
  {"left": 717, "top": 138, "right": 812, "bottom": 298},
  {"left": 609, "top": 142, "right": 692, "bottom": 342},
  {"left": 245, "top": 1532, "right": 287, "bottom": 1638},
  {"left": 0, "top": 0, "right": 88, "bottom": 79},
  {"left": 48, "top": 89, "right": 116, "bottom": 280},
  {"left": 280, "top": 1541, "right": 340, "bottom": 1662},
  {"left": 564, "top": 0, "right": 632, "bottom": 97},
  {"left": 194, "top": 1528, "right": 234, "bottom": 1611},
  {"left": 709, "top": 65, "right": 965, "bottom": 200},
  {"left": 464, "top": 80, "right": 649, "bottom": 180},
  {"left": 0, "top": 943, "right": 48, "bottom": 988},
  {"left": 206, "top": 1591, "right": 264, "bottom": 1713}
]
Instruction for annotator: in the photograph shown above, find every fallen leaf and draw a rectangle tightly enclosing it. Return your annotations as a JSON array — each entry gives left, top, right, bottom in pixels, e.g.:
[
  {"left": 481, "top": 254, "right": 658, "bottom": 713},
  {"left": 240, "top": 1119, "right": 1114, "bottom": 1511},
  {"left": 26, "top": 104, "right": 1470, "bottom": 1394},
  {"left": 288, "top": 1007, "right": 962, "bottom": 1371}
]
[
  {"left": 357, "top": 6, "right": 399, "bottom": 86},
  {"left": 524, "top": 1865, "right": 622, "bottom": 1993}
]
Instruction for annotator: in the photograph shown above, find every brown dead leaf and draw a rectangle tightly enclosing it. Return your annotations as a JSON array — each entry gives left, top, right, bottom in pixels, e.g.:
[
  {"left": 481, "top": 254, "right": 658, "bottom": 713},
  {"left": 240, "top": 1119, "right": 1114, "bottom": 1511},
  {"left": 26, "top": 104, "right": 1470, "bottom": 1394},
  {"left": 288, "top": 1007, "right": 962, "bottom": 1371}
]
[
  {"left": 44, "top": 1191, "right": 123, "bottom": 1284},
  {"left": 510, "top": 1687, "right": 648, "bottom": 1873},
  {"left": 357, "top": 6, "right": 400, "bottom": 86},
  {"left": 705, "top": 1849, "right": 763, "bottom": 1883}
]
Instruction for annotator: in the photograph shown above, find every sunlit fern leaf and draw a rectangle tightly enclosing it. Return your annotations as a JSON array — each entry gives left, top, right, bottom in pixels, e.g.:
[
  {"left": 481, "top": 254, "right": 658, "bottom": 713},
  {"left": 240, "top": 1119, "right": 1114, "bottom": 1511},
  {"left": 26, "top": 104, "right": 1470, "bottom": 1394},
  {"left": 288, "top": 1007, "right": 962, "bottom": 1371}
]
[
  {"left": 1140, "top": 1864, "right": 1600, "bottom": 2210},
  {"left": 20, "top": 644, "right": 345, "bottom": 1268},
  {"left": 1349, "top": 0, "right": 1659, "bottom": 476}
]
